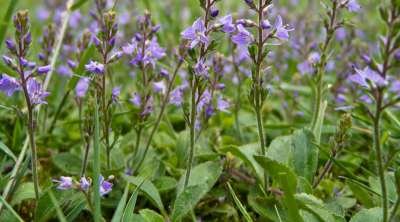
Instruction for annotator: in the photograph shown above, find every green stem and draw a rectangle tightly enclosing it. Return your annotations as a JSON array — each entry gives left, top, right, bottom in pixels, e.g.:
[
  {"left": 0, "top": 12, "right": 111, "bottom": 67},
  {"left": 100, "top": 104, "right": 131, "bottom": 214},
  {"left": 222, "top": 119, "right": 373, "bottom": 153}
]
[
  {"left": 373, "top": 96, "right": 388, "bottom": 222},
  {"left": 184, "top": 78, "right": 197, "bottom": 188},
  {"left": 93, "top": 93, "right": 102, "bottom": 222},
  {"left": 28, "top": 111, "right": 40, "bottom": 200},
  {"left": 389, "top": 196, "right": 400, "bottom": 222},
  {"left": 48, "top": 90, "right": 71, "bottom": 133}
]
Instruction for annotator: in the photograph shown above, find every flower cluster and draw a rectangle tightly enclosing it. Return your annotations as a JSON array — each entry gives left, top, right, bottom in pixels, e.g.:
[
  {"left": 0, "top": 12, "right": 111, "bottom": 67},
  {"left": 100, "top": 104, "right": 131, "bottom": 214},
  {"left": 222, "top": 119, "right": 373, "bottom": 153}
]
[{"left": 53, "top": 175, "right": 113, "bottom": 196}]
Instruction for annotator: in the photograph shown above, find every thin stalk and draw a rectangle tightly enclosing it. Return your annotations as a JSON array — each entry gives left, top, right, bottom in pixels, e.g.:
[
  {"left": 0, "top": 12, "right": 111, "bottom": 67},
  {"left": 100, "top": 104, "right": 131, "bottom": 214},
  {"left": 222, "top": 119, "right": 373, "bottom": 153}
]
[
  {"left": 184, "top": 78, "right": 198, "bottom": 188},
  {"left": 231, "top": 46, "right": 243, "bottom": 142},
  {"left": 80, "top": 140, "right": 91, "bottom": 177},
  {"left": 48, "top": 90, "right": 71, "bottom": 133},
  {"left": 310, "top": 1, "right": 337, "bottom": 133},
  {"left": 93, "top": 92, "right": 102, "bottom": 222},
  {"left": 389, "top": 196, "right": 400, "bottom": 222},
  {"left": 135, "top": 60, "right": 183, "bottom": 171},
  {"left": 254, "top": 0, "right": 268, "bottom": 190},
  {"left": 373, "top": 93, "right": 388, "bottom": 222}
]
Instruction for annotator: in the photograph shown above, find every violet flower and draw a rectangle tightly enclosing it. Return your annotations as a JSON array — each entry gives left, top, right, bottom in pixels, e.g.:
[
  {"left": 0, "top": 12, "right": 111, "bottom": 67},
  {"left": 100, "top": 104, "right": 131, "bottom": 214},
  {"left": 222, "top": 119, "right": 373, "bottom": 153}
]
[
  {"left": 75, "top": 77, "right": 91, "bottom": 98},
  {"left": 80, "top": 177, "right": 90, "bottom": 191},
  {"left": 99, "top": 176, "right": 113, "bottom": 196},
  {"left": 153, "top": 81, "right": 166, "bottom": 94},
  {"left": 181, "top": 18, "right": 209, "bottom": 49},
  {"left": 130, "top": 92, "right": 141, "bottom": 107},
  {"left": 231, "top": 24, "right": 253, "bottom": 46},
  {"left": 346, "top": 0, "right": 361, "bottom": 12},
  {"left": 170, "top": 87, "right": 183, "bottom": 106},
  {"left": 37, "top": 65, "right": 51, "bottom": 75},
  {"left": 0, "top": 74, "right": 21, "bottom": 96},
  {"left": 217, "top": 97, "right": 230, "bottom": 112},
  {"left": 112, "top": 86, "right": 121, "bottom": 102},
  {"left": 348, "top": 67, "right": 387, "bottom": 88},
  {"left": 53, "top": 176, "right": 73, "bottom": 190},
  {"left": 85, "top": 61, "right": 105, "bottom": 75},
  {"left": 27, "top": 78, "right": 50, "bottom": 105},
  {"left": 274, "top": 15, "right": 292, "bottom": 41},
  {"left": 219, "top": 15, "right": 235, "bottom": 33}
]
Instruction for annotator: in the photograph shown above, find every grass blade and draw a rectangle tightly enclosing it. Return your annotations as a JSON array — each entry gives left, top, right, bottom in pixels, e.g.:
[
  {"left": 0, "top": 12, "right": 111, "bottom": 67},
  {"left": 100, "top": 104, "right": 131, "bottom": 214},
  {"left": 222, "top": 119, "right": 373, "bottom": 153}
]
[
  {"left": 111, "top": 184, "right": 130, "bottom": 222},
  {"left": 0, "top": 0, "right": 19, "bottom": 51},
  {"left": 227, "top": 182, "right": 253, "bottom": 222},
  {"left": 0, "top": 196, "right": 24, "bottom": 222},
  {"left": 0, "top": 140, "right": 17, "bottom": 162},
  {"left": 93, "top": 92, "right": 101, "bottom": 222},
  {"left": 48, "top": 191, "right": 67, "bottom": 222},
  {"left": 122, "top": 179, "right": 146, "bottom": 222},
  {"left": 70, "top": 0, "right": 89, "bottom": 11}
]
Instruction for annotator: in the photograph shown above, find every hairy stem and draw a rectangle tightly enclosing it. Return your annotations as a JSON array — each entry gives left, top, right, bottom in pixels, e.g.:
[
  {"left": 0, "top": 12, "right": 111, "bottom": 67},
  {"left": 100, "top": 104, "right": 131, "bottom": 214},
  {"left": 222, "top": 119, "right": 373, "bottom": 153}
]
[{"left": 185, "top": 78, "right": 198, "bottom": 188}]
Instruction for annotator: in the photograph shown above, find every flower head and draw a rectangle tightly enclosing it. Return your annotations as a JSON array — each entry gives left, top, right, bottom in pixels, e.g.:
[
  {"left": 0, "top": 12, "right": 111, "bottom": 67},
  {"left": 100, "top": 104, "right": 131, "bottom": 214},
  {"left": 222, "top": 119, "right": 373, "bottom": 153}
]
[
  {"left": 194, "top": 59, "right": 209, "bottom": 77},
  {"left": 53, "top": 176, "right": 73, "bottom": 190},
  {"left": 348, "top": 67, "right": 387, "bottom": 88},
  {"left": 181, "top": 18, "right": 209, "bottom": 49},
  {"left": 85, "top": 61, "right": 104, "bottom": 75},
  {"left": 37, "top": 65, "right": 51, "bottom": 75},
  {"left": 0, "top": 74, "right": 21, "bottom": 96},
  {"left": 274, "top": 15, "right": 292, "bottom": 41},
  {"left": 99, "top": 175, "right": 113, "bottom": 196},
  {"left": 231, "top": 24, "right": 253, "bottom": 46},
  {"left": 170, "top": 87, "right": 183, "bottom": 106},
  {"left": 27, "top": 78, "right": 49, "bottom": 105},
  {"left": 153, "top": 81, "right": 166, "bottom": 94},
  {"left": 112, "top": 86, "right": 121, "bottom": 102},
  {"left": 75, "top": 77, "right": 90, "bottom": 98},
  {"left": 346, "top": 0, "right": 361, "bottom": 12},
  {"left": 220, "top": 15, "right": 235, "bottom": 33},
  {"left": 217, "top": 97, "right": 230, "bottom": 112},
  {"left": 130, "top": 92, "right": 141, "bottom": 107},
  {"left": 80, "top": 177, "right": 91, "bottom": 191}
]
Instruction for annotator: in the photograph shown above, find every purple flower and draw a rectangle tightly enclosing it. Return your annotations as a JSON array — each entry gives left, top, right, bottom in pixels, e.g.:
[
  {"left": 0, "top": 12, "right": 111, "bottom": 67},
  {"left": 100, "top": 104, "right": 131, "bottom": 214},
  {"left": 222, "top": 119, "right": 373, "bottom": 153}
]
[
  {"left": 210, "top": 8, "right": 219, "bottom": 17},
  {"left": 197, "top": 90, "right": 212, "bottom": 112},
  {"left": 69, "top": 11, "right": 82, "bottom": 28},
  {"left": 80, "top": 177, "right": 91, "bottom": 191},
  {"left": 57, "top": 65, "right": 71, "bottom": 77},
  {"left": 0, "top": 74, "right": 20, "bottom": 96},
  {"left": 194, "top": 59, "right": 209, "bottom": 77},
  {"left": 2, "top": 55, "right": 14, "bottom": 66},
  {"left": 346, "top": 0, "right": 361, "bottom": 12},
  {"left": 231, "top": 24, "right": 253, "bottom": 46},
  {"left": 142, "top": 38, "right": 166, "bottom": 67},
  {"left": 181, "top": 18, "right": 209, "bottom": 49},
  {"left": 53, "top": 176, "right": 73, "bottom": 190},
  {"left": 67, "top": 60, "right": 77, "bottom": 69},
  {"left": 348, "top": 67, "right": 387, "bottom": 88},
  {"left": 336, "top": 27, "right": 347, "bottom": 41},
  {"left": 219, "top": 15, "right": 235, "bottom": 33},
  {"left": 36, "top": 7, "right": 50, "bottom": 21},
  {"left": 112, "top": 86, "right": 121, "bottom": 102},
  {"left": 130, "top": 92, "right": 141, "bottom": 107},
  {"left": 274, "top": 15, "right": 292, "bottom": 41},
  {"left": 153, "top": 81, "right": 166, "bottom": 94},
  {"left": 85, "top": 61, "right": 104, "bottom": 75},
  {"left": 75, "top": 77, "right": 90, "bottom": 98},
  {"left": 261, "top": 19, "right": 272, "bottom": 30},
  {"left": 297, "top": 61, "right": 313, "bottom": 75},
  {"left": 141, "top": 96, "right": 154, "bottom": 116},
  {"left": 5, "top": 39, "right": 15, "bottom": 51},
  {"left": 217, "top": 97, "right": 230, "bottom": 112},
  {"left": 37, "top": 65, "right": 51, "bottom": 75},
  {"left": 27, "top": 79, "right": 49, "bottom": 105},
  {"left": 308, "top": 52, "right": 320, "bottom": 64},
  {"left": 99, "top": 176, "right": 113, "bottom": 196},
  {"left": 170, "top": 87, "right": 183, "bottom": 106}
]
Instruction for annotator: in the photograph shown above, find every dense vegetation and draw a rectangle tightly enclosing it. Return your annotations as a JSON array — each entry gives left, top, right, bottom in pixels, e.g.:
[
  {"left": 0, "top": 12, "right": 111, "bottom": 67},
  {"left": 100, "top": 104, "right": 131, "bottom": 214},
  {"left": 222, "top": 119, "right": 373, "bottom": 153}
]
[{"left": 0, "top": 0, "right": 400, "bottom": 221}]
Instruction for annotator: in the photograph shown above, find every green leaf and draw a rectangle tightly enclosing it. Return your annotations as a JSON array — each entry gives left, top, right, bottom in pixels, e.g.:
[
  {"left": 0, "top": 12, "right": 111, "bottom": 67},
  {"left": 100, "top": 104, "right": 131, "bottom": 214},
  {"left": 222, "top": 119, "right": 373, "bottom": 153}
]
[
  {"left": 312, "top": 100, "right": 327, "bottom": 144},
  {"left": 295, "top": 193, "right": 337, "bottom": 222},
  {"left": 70, "top": 0, "right": 89, "bottom": 10},
  {"left": 93, "top": 93, "right": 102, "bottom": 222},
  {"left": 0, "top": 140, "right": 16, "bottom": 162},
  {"left": 11, "top": 182, "right": 35, "bottom": 205},
  {"left": 0, "top": 196, "right": 23, "bottom": 222},
  {"left": 52, "top": 153, "right": 82, "bottom": 175},
  {"left": 123, "top": 176, "right": 165, "bottom": 214},
  {"left": 221, "top": 144, "right": 263, "bottom": 183},
  {"left": 122, "top": 181, "right": 145, "bottom": 222},
  {"left": 292, "top": 129, "right": 318, "bottom": 183},
  {"left": 111, "top": 184, "right": 130, "bottom": 222},
  {"left": 176, "top": 161, "right": 223, "bottom": 195},
  {"left": 171, "top": 184, "right": 208, "bottom": 222},
  {"left": 255, "top": 156, "right": 303, "bottom": 222},
  {"left": 267, "top": 135, "right": 293, "bottom": 165},
  {"left": 139, "top": 209, "right": 164, "bottom": 222},
  {"left": 154, "top": 176, "right": 177, "bottom": 193},
  {"left": 350, "top": 208, "right": 383, "bottom": 222},
  {"left": 227, "top": 182, "right": 253, "bottom": 222},
  {"left": 0, "top": 0, "right": 19, "bottom": 51},
  {"left": 347, "top": 181, "right": 374, "bottom": 208}
]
